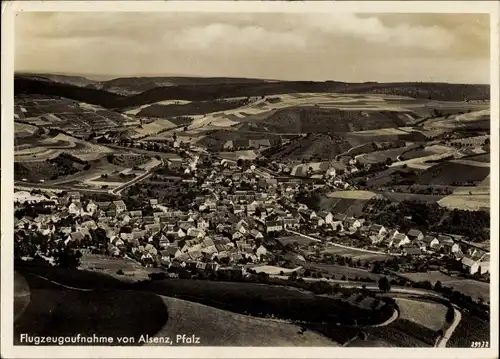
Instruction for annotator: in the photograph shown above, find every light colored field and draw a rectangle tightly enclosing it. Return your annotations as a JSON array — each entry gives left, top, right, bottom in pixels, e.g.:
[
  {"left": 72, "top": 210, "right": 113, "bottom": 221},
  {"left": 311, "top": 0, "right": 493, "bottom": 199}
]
[
  {"left": 440, "top": 279, "right": 490, "bottom": 302},
  {"left": 15, "top": 122, "right": 39, "bottom": 134},
  {"left": 424, "top": 109, "right": 490, "bottom": 129},
  {"left": 395, "top": 298, "right": 447, "bottom": 331},
  {"left": 124, "top": 100, "right": 192, "bottom": 115},
  {"left": 80, "top": 254, "right": 152, "bottom": 281},
  {"left": 425, "top": 144, "right": 454, "bottom": 154},
  {"left": 132, "top": 119, "right": 177, "bottom": 137},
  {"left": 15, "top": 148, "right": 59, "bottom": 162},
  {"left": 77, "top": 102, "right": 107, "bottom": 112},
  {"left": 217, "top": 150, "right": 258, "bottom": 160},
  {"left": 151, "top": 296, "right": 337, "bottom": 346},
  {"left": 438, "top": 194, "right": 490, "bottom": 211},
  {"left": 327, "top": 190, "right": 379, "bottom": 200}
]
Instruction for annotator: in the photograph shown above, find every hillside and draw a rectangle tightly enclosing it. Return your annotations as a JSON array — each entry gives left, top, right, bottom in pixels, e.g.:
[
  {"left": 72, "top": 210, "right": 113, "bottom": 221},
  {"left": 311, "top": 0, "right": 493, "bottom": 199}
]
[
  {"left": 238, "top": 107, "right": 415, "bottom": 134},
  {"left": 263, "top": 134, "right": 352, "bottom": 161},
  {"left": 15, "top": 76, "right": 490, "bottom": 110}
]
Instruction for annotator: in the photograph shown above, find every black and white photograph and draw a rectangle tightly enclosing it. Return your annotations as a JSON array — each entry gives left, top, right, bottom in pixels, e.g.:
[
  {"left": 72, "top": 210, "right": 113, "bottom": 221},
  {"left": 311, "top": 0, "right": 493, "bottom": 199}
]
[{"left": 1, "top": 1, "right": 498, "bottom": 358}]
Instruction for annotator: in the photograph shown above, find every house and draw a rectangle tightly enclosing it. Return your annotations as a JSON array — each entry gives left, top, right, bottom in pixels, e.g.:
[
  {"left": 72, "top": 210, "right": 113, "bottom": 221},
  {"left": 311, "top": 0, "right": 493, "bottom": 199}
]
[
  {"left": 109, "top": 200, "right": 127, "bottom": 214},
  {"left": 249, "top": 229, "right": 264, "bottom": 240},
  {"left": 393, "top": 233, "right": 411, "bottom": 248},
  {"left": 421, "top": 235, "right": 440, "bottom": 250},
  {"left": 369, "top": 235, "right": 384, "bottom": 245},
  {"left": 369, "top": 224, "right": 387, "bottom": 237},
  {"left": 407, "top": 229, "right": 424, "bottom": 242},
  {"left": 442, "top": 240, "right": 461, "bottom": 254},
  {"left": 282, "top": 217, "right": 300, "bottom": 228},
  {"left": 68, "top": 202, "right": 83, "bottom": 216},
  {"left": 317, "top": 211, "right": 333, "bottom": 224},
  {"left": 266, "top": 221, "right": 283, "bottom": 233},
  {"left": 460, "top": 256, "right": 489, "bottom": 275},
  {"left": 235, "top": 222, "right": 248, "bottom": 234},
  {"left": 344, "top": 217, "right": 361, "bottom": 229}
]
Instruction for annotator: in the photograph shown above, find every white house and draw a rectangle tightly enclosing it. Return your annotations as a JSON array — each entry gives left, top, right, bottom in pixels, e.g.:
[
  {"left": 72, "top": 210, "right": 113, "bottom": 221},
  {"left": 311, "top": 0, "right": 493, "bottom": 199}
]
[{"left": 394, "top": 233, "right": 411, "bottom": 248}]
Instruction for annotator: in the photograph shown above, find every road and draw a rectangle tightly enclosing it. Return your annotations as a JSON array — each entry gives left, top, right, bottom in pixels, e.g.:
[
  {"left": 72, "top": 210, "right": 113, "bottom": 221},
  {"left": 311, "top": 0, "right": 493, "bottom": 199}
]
[
  {"left": 436, "top": 306, "right": 462, "bottom": 348},
  {"left": 285, "top": 229, "right": 400, "bottom": 256}
]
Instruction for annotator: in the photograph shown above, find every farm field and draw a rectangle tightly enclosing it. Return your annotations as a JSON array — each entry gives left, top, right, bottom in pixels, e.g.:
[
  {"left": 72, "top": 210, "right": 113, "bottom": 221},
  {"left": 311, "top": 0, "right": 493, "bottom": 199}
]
[
  {"left": 304, "top": 263, "right": 388, "bottom": 281},
  {"left": 362, "top": 167, "right": 423, "bottom": 188},
  {"left": 217, "top": 150, "right": 258, "bottom": 161},
  {"left": 399, "top": 144, "right": 453, "bottom": 161},
  {"left": 131, "top": 119, "right": 177, "bottom": 138},
  {"left": 422, "top": 109, "right": 490, "bottom": 130},
  {"left": 356, "top": 146, "right": 420, "bottom": 165},
  {"left": 15, "top": 95, "right": 139, "bottom": 135},
  {"left": 326, "top": 190, "right": 380, "bottom": 200},
  {"left": 438, "top": 193, "right": 490, "bottom": 211},
  {"left": 15, "top": 133, "right": 115, "bottom": 162},
  {"left": 320, "top": 247, "right": 392, "bottom": 262},
  {"left": 395, "top": 298, "right": 448, "bottom": 331},
  {"left": 152, "top": 295, "right": 336, "bottom": 346},
  {"left": 317, "top": 197, "right": 370, "bottom": 217},
  {"left": 277, "top": 235, "right": 318, "bottom": 246},
  {"left": 400, "top": 272, "right": 490, "bottom": 302},
  {"left": 80, "top": 254, "right": 161, "bottom": 282},
  {"left": 415, "top": 161, "right": 490, "bottom": 186}
]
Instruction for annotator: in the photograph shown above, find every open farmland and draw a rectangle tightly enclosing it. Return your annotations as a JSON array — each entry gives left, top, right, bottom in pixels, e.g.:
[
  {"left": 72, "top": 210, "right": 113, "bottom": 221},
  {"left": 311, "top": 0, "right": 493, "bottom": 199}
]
[
  {"left": 153, "top": 296, "right": 336, "bottom": 346},
  {"left": 320, "top": 247, "right": 392, "bottom": 262},
  {"left": 130, "top": 119, "right": 177, "bottom": 138},
  {"left": 400, "top": 272, "right": 490, "bottom": 302},
  {"left": 422, "top": 109, "right": 490, "bottom": 130},
  {"left": 264, "top": 134, "right": 352, "bottom": 161},
  {"left": 277, "top": 235, "right": 318, "bottom": 246},
  {"left": 356, "top": 145, "right": 420, "bottom": 165},
  {"left": 415, "top": 161, "right": 490, "bottom": 186},
  {"left": 327, "top": 190, "right": 380, "bottom": 200},
  {"left": 395, "top": 298, "right": 448, "bottom": 331},
  {"left": 15, "top": 95, "right": 139, "bottom": 136},
  {"left": 305, "top": 263, "right": 389, "bottom": 280}
]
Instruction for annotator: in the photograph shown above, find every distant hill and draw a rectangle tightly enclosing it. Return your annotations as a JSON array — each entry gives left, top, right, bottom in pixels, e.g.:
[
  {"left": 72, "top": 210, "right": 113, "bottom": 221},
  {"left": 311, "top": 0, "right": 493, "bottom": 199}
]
[{"left": 14, "top": 75, "right": 490, "bottom": 110}]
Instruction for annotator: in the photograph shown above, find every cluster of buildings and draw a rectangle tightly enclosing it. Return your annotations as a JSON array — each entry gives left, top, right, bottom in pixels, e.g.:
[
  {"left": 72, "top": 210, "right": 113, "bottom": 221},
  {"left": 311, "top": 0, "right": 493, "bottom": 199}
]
[{"left": 13, "top": 141, "right": 490, "bottom": 279}]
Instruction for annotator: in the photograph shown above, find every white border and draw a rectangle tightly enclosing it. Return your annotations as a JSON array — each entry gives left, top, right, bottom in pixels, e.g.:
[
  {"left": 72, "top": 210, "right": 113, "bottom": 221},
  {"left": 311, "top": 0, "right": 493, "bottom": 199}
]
[{"left": 1, "top": 1, "right": 499, "bottom": 358}]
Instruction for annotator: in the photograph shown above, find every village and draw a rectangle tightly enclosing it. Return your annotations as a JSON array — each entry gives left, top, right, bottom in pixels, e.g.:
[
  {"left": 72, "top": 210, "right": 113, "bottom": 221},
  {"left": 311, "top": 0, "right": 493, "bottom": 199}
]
[{"left": 14, "top": 139, "right": 490, "bottom": 285}]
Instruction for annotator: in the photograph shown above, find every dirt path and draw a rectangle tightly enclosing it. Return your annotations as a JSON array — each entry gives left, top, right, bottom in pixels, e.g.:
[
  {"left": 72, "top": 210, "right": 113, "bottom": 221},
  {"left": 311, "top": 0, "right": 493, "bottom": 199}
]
[{"left": 436, "top": 306, "right": 462, "bottom": 348}]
